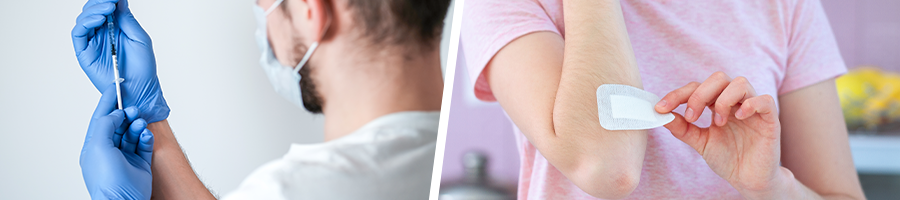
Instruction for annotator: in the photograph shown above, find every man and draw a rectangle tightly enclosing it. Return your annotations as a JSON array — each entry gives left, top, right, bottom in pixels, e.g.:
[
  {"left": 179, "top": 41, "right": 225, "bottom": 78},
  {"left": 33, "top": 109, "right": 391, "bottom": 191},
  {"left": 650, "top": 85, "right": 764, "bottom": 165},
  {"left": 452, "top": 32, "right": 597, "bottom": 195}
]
[{"left": 71, "top": 0, "right": 450, "bottom": 199}]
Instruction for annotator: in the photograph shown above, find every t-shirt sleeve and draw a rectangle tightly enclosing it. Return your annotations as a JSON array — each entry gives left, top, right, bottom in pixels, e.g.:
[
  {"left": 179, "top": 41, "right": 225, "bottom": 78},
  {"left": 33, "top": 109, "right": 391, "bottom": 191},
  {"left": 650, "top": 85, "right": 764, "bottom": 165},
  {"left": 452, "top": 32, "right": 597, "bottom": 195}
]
[
  {"left": 461, "top": 0, "right": 562, "bottom": 101},
  {"left": 779, "top": 0, "right": 848, "bottom": 95}
]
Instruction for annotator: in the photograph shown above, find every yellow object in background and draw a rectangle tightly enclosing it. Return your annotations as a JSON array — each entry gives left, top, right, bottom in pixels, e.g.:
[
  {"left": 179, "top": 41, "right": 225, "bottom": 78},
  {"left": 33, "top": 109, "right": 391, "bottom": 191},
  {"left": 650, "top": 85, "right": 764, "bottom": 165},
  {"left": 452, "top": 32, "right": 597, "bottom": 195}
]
[{"left": 836, "top": 66, "right": 900, "bottom": 131}]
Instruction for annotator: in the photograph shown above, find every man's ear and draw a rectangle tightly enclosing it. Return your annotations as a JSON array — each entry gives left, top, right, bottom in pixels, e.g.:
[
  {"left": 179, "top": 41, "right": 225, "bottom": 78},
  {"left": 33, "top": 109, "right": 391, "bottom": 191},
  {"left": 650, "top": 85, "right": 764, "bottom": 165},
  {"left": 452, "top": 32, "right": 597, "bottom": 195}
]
[{"left": 299, "top": 0, "right": 332, "bottom": 42}]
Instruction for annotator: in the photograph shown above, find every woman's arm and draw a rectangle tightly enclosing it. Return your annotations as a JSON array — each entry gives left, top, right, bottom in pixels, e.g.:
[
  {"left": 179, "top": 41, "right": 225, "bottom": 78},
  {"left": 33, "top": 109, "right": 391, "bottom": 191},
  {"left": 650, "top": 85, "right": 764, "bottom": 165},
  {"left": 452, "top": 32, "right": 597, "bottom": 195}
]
[
  {"left": 486, "top": 0, "right": 645, "bottom": 198},
  {"left": 148, "top": 120, "right": 218, "bottom": 200},
  {"left": 779, "top": 78, "right": 866, "bottom": 200}
]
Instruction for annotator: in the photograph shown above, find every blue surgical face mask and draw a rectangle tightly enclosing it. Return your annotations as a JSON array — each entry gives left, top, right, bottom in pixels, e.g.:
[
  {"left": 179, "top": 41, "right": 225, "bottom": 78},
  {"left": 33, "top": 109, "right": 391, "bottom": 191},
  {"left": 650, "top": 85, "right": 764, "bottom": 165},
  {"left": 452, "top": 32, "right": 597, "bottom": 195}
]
[{"left": 254, "top": 0, "right": 319, "bottom": 108}]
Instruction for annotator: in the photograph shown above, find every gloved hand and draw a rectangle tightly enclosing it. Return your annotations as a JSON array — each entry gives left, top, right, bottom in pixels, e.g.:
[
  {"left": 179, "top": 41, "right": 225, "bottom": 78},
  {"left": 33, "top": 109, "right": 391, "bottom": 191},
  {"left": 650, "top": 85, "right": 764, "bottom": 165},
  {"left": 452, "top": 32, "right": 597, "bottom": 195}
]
[
  {"left": 72, "top": 0, "right": 168, "bottom": 123},
  {"left": 80, "top": 84, "right": 155, "bottom": 200}
]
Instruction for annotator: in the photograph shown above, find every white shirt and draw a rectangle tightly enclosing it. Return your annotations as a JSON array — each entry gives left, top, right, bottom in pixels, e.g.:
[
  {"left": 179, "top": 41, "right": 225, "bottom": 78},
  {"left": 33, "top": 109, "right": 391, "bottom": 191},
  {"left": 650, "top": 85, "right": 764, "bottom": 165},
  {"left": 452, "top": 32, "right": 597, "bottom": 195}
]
[{"left": 222, "top": 111, "right": 439, "bottom": 200}]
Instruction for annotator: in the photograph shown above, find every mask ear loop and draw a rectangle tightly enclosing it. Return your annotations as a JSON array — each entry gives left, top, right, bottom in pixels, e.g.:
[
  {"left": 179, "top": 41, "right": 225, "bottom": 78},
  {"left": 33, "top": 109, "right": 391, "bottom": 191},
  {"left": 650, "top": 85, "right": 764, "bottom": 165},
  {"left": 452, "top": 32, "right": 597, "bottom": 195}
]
[
  {"left": 291, "top": 1, "right": 333, "bottom": 74},
  {"left": 292, "top": 42, "right": 318, "bottom": 74},
  {"left": 264, "top": 0, "right": 284, "bottom": 15}
]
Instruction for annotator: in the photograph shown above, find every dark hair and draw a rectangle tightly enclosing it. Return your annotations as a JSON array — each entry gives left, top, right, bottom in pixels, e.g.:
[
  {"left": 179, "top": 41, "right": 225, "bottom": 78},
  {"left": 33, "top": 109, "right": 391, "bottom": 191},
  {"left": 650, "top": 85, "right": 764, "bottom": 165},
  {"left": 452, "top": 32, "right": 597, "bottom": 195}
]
[
  {"left": 299, "top": 65, "right": 324, "bottom": 113},
  {"left": 294, "top": 0, "right": 451, "bottom": 113},
  {"left": 345, "top": 0, "right": 451, "bottom": 48}
]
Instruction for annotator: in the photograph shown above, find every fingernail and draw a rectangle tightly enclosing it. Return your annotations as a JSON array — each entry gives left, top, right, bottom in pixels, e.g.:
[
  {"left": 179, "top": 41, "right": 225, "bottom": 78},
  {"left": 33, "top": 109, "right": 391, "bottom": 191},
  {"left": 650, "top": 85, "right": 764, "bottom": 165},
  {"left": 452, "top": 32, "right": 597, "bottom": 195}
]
[
  {"left": 714, "top": 112, "right": 722, "bottom": 126},
  {"left": 685, "top": 107, "right": 694, "bottom": 121},
  {"left": 133, "top": 118, "right": 146, "bottom": 126},
  {"left": 125, "top": 107, "right": 138, "bottom": 114},
  {"left": 656, "top": 100, "right": 667, "bottom": 108},
  {"left": 141, "top": 129, "right": 153, "bottom": 140},
  {"left": 735, "top": 109, "right": 744, "bottom": 119}
]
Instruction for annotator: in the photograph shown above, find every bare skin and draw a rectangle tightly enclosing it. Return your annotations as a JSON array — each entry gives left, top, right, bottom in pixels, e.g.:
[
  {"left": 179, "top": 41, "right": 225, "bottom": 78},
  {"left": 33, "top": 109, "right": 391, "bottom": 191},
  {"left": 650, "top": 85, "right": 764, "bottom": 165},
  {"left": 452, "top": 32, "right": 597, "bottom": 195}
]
[
  {"left": 488, "top": 0, "right": 863, "bottom": 199},
  {"left": 656, "top": 73, "right": 864, "bottom": 200},
  {"left": 147, "top": 120, "right": 216, "bottom": 200},
  {"left": 146, "top": 0, "right": 443, "bottom": 199},
  {"left": 780, "top": 80, "right": 865, "bottom": 200},
  {"left": 486, "top": 0, "right": 645, "bottom": 198}
]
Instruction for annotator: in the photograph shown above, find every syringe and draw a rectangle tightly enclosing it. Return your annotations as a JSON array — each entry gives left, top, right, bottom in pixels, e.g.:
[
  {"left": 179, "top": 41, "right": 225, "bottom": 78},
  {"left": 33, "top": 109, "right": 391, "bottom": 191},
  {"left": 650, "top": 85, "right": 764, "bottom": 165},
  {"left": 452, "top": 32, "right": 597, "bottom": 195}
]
[{"left": 108, "top": 15, "right": 124, "bottom": 110}]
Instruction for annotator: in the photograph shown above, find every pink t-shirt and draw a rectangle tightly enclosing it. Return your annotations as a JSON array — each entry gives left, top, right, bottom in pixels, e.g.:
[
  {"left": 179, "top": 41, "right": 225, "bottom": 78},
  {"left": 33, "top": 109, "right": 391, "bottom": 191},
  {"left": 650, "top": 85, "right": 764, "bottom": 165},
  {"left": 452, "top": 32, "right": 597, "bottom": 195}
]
[{"left": 461, "top": 0, "right": 846, "bottom": 199}]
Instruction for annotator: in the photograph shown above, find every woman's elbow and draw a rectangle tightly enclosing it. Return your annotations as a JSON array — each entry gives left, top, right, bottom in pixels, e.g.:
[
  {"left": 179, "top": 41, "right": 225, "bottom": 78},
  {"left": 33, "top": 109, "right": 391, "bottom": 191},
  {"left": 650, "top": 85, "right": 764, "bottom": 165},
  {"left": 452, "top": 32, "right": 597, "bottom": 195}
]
[{"left": 570, "top": 164, "right": 642, "bottom": 199}]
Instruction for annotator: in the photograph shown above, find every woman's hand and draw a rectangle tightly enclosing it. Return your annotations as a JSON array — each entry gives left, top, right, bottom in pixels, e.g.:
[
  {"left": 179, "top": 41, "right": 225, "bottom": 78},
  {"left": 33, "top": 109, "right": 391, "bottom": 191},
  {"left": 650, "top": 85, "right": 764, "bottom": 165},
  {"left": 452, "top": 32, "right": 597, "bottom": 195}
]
[{"left": 655, "top": 72, "right": 789, "bottom": 199}]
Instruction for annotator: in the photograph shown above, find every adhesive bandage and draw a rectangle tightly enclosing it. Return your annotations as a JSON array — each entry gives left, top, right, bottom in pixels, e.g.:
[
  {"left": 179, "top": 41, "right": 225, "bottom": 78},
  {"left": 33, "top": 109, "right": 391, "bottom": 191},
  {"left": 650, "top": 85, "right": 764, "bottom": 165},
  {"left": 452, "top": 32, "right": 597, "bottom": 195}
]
[{"left": 596, "top": 84, "right": 675, "bottom": 130}]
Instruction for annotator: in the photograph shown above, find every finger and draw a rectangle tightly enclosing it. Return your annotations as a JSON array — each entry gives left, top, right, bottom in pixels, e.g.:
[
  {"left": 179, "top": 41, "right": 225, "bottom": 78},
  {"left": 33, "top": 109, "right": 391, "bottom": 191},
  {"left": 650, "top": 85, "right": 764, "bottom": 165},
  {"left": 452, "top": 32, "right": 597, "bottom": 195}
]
[
  {"left": 124, "top": 106, "right": 140, "bottom": 123},
  {"left": 656, "top": 82, "right": 700, "bottom": 113},
  {"left": 684, "top": 72, "right": 731, "bottom": 123},
  {"left": 137, "top": 129, "right": 154, "bottom": 163},
  {"left": 113, "top": 103, "right": 137, "bottom": 147},
  {"left": 115, "top": 0, "right": 152, "bottom": 45},
  {"left": 72, "top": 2, "right": 117, "bottom": 52},
  {"left": 72, "top": 15, "right": 103, "bottom": 54},
  {"left": 76, "top": 2, "right": 116, "bottom": 26},
  {"left": 736, "top": 95, "right": 779, "bottom": 123},
  {"left": 113, "top": 103, "right": 138, "bottom": 148},
  {"left": 72, "top": 14, "right": 105, "bottom": 39},
  {"left": 91, "top": 84, "right": 119, "bottom": 121},
  {"left": 664, "top": 112, "right": 709, "bottom": 155},
  {"left": 113, "top": 125, "right": 124, "bottom": 148},
  {"left": 114, "top": 119, "right": 129, "bottom": 147},
  {"left": 112, "top": 109, "right": 126, "bottom": 148},
  {"left": 88, "top": 109, "right": 126, "bottom": 146},
  {"left": 121, "top": 118, "right": 146, "bottom": 154},
  {"left": 82, "top": 0, "right": 119, "bottom": 11},
  {"left": 713, "top": 76, "right": 757, "bottom": 126}
]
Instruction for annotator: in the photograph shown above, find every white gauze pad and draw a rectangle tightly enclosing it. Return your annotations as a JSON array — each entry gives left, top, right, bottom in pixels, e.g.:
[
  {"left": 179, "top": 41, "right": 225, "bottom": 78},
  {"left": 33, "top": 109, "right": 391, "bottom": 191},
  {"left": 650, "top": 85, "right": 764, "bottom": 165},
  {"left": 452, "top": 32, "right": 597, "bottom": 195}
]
[{"left": 596, "top": 84, "right": 675, "bottom": 130}]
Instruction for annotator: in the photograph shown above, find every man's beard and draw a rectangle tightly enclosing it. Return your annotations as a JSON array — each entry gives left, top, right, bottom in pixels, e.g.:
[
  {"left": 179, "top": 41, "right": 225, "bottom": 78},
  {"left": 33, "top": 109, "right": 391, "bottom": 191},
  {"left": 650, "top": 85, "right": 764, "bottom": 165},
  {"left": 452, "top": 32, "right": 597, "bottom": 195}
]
[{"left": 298, "top": 65, "right": 324, "bottom": 114}]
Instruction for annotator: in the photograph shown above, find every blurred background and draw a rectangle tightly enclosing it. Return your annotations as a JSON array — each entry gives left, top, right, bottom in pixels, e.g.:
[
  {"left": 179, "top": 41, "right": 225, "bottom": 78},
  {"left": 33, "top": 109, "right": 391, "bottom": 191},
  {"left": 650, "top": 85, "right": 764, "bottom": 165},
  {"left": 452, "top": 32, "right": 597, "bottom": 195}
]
[
  {"left": 0, "top": 0, "right": 453, "bottom": 199},
  {"left": 440, "top": 0, "right": 900, "bottom": 199}
]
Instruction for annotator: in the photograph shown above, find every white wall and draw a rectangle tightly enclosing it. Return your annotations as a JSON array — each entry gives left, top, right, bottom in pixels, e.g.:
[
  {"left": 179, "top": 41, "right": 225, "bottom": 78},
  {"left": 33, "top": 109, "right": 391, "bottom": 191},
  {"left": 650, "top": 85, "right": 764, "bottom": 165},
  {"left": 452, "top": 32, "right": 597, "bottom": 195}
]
[{"left": 0, "top": 0, "right": 453, "bottom": 199}]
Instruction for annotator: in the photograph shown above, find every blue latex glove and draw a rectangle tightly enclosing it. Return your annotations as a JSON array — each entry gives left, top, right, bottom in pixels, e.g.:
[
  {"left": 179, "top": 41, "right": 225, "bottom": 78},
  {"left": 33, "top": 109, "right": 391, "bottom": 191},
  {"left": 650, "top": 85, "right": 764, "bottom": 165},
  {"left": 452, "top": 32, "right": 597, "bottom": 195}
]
[
  {"left": 72, "top": 0, "right": 168, "bottom": 123},
  {"left": 80, "top": 84, "right": 155, "bottom": 200}
]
